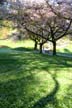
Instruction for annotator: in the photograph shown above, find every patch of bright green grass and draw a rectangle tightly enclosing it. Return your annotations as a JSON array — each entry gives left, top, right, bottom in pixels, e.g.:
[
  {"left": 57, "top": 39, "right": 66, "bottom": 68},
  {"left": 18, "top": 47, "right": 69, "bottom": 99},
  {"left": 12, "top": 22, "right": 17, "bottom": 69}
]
[
  {"left": 0, "top": 40, "right": 34, "bottom": 49},
  {"left": 0, "top": 51, "right": 72, "bottom": 108},
  {"left": 0, "top": 39, "right": 72, "bottom": 54}
]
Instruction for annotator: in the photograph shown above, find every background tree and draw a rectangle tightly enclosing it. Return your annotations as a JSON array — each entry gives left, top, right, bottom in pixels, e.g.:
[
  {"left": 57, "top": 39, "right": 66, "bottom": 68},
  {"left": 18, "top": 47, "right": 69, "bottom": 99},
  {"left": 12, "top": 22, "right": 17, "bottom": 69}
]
[
  {"left": 5, "top": 0, "right": 72, "bottom": 55},
  {"left": 23, "top": 3, "right": 72, "bottom": 55}
]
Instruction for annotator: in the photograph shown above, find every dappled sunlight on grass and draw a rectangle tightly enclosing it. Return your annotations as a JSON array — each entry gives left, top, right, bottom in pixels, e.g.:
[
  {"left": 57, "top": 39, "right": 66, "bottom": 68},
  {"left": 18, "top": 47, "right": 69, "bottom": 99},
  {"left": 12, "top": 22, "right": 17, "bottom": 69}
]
[
  {"left": 0, "top": 51, "right": 72, "bottom": 108},
  {"left": 0, "top": 15, "right": 72, "bottom": 108},
  {"left": 0, "top": 39, "right": 72, "bottom": 54}
]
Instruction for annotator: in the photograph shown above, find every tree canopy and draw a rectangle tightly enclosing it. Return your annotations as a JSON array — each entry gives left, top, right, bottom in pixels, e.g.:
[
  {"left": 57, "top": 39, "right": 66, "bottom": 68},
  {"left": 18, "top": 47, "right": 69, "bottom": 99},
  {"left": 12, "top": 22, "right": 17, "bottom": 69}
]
[{"left": 0, "top": 0, "right": 72, "bottom": 55}]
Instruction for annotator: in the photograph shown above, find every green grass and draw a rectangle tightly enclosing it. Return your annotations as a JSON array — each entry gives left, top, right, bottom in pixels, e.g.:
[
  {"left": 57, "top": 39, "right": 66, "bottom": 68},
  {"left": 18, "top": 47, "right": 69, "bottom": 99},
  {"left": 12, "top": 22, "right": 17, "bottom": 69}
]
[
  {"left": 0, "top": 47, "right": 72, "bottom": 108},
  {"left": 0, "top": 21, "right": 72, "bottom": 107},
  {"left": 0, "top": 39, "right": 72, "bottom": 54},
  {"left": 0, "top": 40, "right": 34, "bottom": 49},
  {"left": 0, "top": 39, "right": 72, "bottom": 108}
]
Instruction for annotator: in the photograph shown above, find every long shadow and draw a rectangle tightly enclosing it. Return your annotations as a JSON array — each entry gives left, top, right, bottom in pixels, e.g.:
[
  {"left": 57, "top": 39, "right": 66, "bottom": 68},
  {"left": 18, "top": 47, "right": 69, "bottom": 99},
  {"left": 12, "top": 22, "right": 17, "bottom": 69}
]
[
  {"left": 0, "top": 45, "right": 34, "bottom": 53},
  {"left": 32, "top": 73, "right": 59, "bottom": 108},
  {"left": 0, "top": 46, "right": 72, "bottom": 108},
  {"left": 0, "top": 53, "right": 42, "bottom": 108},
  {"left": 0, "top": 45, "right": 72, "bottom": 58},
  {"left": 0, "top": 53, "right": 23, "bottom": 76},
  {"left": 0, "top": 46, "right": 72, "bottom": 74},
  {"left": 13, "top": 47, "right": 33, "bottom": 52}
]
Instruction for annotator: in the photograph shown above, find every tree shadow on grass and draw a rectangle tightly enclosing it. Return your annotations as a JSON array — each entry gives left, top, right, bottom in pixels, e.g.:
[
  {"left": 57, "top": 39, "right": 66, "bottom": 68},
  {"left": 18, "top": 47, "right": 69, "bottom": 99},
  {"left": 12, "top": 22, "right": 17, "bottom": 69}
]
[
  {"left": 0, "top": 45, "right": 33, "bottom": 53},
  {"left": 32, "top": 72, "right": 59, "bottom": 108},
  {"left": 0, "top": 48, "right": 72, "bottom": 108},
  {"left": 0, "top": 53, "right": 42, "bottom": 108},
  {"left": 0, "top": 53, "right": 59, "bottom": 108},
  {"left": 0, "top": 53, "right": 21, "bottom": 75},
  {"left": 0, "top": 76, "right": 41, "bottom": 108},
  {"left": 13, "top": 47, "right": 33, "bottom": 52}
]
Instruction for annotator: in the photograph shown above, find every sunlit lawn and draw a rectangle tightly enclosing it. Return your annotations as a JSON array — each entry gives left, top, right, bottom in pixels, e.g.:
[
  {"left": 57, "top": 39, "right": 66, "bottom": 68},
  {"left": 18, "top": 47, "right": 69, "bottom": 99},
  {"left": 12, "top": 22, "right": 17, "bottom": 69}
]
[
  {"left": 0, "top": 40, "right": 34, "bottom": 48},
  {"left": 0, "top": 40, "right": 72, "bottom": 108},
  {"left": 0, "top": 39, "right": 72, "bottom": 54},
  {"left": 0, "top": 18, "right": 72, "bottom": 108}
]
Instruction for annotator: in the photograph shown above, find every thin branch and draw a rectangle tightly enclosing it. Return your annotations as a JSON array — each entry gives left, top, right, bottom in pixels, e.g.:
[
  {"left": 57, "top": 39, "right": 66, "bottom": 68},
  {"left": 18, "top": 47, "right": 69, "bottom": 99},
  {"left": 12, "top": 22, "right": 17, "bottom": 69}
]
[
  {"left": 25, "top": 26, "right": 52, "bottom": 42},
  {"left": 56, "top": 19, "right": 72, "bottom": 40}
]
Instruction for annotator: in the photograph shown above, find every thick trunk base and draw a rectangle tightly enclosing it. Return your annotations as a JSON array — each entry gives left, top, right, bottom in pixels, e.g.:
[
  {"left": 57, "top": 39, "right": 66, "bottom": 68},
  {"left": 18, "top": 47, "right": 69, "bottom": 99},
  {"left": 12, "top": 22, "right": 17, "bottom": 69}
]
[
  {"left": 53, "top": 41, "right": 56, "bottom": 56},
  {"left": 34, "top": 41, "right": 37, "bottom": 50},
  {"left": 40, "top": 44, "right": 42, "bottom": 53}
]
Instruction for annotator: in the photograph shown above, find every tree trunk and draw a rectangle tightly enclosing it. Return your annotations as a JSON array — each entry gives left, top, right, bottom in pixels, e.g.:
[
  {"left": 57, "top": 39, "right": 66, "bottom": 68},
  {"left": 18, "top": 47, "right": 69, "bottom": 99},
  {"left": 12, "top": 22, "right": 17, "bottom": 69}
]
[
  {"left": 34, "top": 41, "right": 37, "bottom": 50},
  {"left": 40, "top": 43, "right": 43, "bottom": 53},
  {"left": 53, "top": 41, "right": 56, "bottom": 55}
]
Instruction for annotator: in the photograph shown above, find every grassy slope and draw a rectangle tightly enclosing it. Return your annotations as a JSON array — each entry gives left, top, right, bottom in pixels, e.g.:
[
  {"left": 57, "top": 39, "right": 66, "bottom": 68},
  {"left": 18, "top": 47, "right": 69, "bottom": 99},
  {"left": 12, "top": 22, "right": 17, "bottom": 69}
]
[
  {"left": 0, "top": 20, "right": 72, "bottom": 108},
  {"left": 0, "top": 40, "right": 34, "bottom": 48},
  {"left": 0, "top": 48, "right": 72, "bottom": 108},
  {"left": 0, "top": 39, "right": 72, "bottom": 54}
]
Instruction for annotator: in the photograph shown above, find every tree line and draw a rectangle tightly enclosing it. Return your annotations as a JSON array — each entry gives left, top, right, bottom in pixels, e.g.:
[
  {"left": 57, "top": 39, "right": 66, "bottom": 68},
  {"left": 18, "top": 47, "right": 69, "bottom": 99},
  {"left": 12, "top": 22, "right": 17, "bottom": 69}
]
[{"left": 0, "top": 0, "right": 72, "bottom": 55}]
